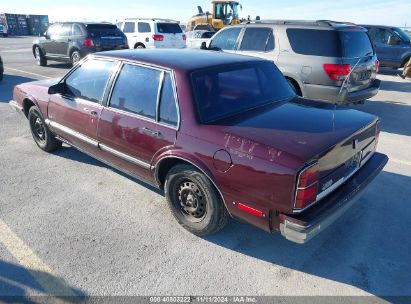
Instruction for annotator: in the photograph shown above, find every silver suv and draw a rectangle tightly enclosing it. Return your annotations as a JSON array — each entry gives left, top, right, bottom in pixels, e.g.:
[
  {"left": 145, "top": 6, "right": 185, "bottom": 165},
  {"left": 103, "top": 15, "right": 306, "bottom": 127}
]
[{"left": 204, "top": 20, "right": 381, "bottom": 105}]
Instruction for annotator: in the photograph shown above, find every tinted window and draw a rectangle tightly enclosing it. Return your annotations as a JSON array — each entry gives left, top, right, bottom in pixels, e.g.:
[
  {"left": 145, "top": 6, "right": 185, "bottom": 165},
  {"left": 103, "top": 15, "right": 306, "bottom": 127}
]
[
  {"left": 266, "top": 32, "right": 274, "bottom": 51},
  {"left": 65, "top": 60, "right": 117, "bottom": 103},
  {"left": 340, "top": 31, "right": 374, "bottom": 58},
  {"left": 123, "top": 22, "right": 135, "bottom": 33},
  {"left": 87, "top": 24, "right": 125, "bottom": 37},
  {"left": 209, "top": 27, "right": 241, "bottom": 50},
  {"left": 110, "top": 64, "right": 161, "bottom": 119},
  {"left": 138, "top": 22, "right": 151, "bottom": 33},
  {"left": 159, "top": 73, "right": 178, "bottom": 126},
  {"left": 156, "top": 23, "right": 182, "bottom": 34},
  {"left": 73, "top": 24, "right": 83, "bottom": 36},
  {"left": 116, "top": 22, "right": 123, "bottom": 29},
  {"left": 287, "top": 29, "right": 341, "bottom": 57},
  {"left": 192, "top": 62, "right": 295, "bottom": 123},
  {"left": 392, "top": 27, "right": 410, "bottom": 42},
  {"left": 60, "top": 24, "right": 72, "bottom": 36},
  {"left": 371, "top": 28, "right": 391, "bottom": 44},
  {"left": 240, "top": 28, "right": 273, "bottom": 52}
]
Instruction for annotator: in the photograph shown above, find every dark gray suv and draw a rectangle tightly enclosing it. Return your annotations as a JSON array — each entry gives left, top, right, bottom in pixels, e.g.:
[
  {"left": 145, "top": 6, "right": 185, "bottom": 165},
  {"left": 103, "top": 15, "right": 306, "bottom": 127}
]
[
  {"left": 32, "top": 22, "right": 128, "bottom": 67},
  {"left": 205, "top": 20, "right": 380, "bottom": 105},
  {"left": 361, "top": 25, "right": 411, "bottom": 69}
]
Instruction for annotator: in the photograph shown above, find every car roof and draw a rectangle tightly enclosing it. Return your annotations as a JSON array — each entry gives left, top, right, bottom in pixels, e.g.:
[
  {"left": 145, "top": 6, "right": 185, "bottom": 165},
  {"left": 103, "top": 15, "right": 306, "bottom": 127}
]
[
  {"left": 237, "top": 20, "right": 366, "bottom": 31},
  {"left": 93, "top": 49, "right": 266, "bottom": 71},
  {"left": 360, "top": 24, "right": 396, "bottom": 29}
]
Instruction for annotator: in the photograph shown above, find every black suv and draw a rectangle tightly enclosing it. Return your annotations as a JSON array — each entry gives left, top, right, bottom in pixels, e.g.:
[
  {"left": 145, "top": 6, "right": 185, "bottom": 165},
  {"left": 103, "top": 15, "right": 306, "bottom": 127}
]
[{"left": 32, "top": 22, "right": 128, "bottom": 66}]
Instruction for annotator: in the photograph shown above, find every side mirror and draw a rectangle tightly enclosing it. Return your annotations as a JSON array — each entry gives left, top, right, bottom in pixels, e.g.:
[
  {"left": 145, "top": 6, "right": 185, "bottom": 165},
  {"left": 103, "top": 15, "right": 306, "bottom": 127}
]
[
  {"left": 388, "top": 35, "right": 400, "bottom": 45},
  {"left": 48, "top": 82, "right": 65, "bottom": 95},
  {"left": 200, "top": 41, "right": 208, "bottom": 50}
]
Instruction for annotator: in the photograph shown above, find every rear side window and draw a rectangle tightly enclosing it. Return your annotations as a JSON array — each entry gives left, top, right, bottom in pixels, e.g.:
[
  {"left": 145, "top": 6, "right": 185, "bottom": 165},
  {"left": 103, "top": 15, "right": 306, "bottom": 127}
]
[
  {"left": 73, "top": 24, "right": 83, "bottom": 36},
  {"left": 209, "top": 27, "right": 241, "bottom": 50},
  {"left": 340, "top": 31, "right": 374, "bottom": 58},
  {"left": 138, "top": 22, "right": 151, "bottom": 33},
  {"left": 65, "top": 60, "right": 117, "bottom": 103},
  {"left": 86, "top": 24, "right": 125, "bottom": 37},
  {"left": 287, "top": 29, "right": 341, "bottom": 57},
  {"left": 159, "top": 73, "right": 178, "bottom": 126},
  {"left": 109, "top": 64, "right": 161, "bottom": 119},
  {"left": 240, "top": 28, "right": 274, "bottom": 52},
  {"left": 156, "top": 23, "right": 182, "bottom": 34},
  {"left": 123, "top": 22, "right": 135, "bottom": 33}
]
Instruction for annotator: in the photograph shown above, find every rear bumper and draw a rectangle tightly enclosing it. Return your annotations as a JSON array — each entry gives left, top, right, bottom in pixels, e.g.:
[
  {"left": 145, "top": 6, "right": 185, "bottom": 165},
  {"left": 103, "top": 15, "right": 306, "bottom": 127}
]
[
  {"left": 303, "top": 79, "right": 381, "bottom": 105},
  {"left": 279, "top": 152, "right": 388, "bottom": 244}
]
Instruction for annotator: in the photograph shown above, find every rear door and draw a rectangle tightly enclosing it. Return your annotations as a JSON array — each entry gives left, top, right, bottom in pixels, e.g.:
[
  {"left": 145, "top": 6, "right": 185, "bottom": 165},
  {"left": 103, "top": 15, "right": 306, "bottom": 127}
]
[
  {"left": 98, "top": 63, "right": 178, "bottom": 180},
  {"left": 48, "top": 58, "right": 119, "bottom": 153},
  {"left": 339, "top": 30, "right": 377, "bottom": 92},
  {"left": 237, "top": 27, "right": 277, "bottom": 62},
  {"left": 155, "top": 22, "right": 185, "bottom": 48},
  {"left": 368, "top": 27, "right": 400, "bottom": 66}
]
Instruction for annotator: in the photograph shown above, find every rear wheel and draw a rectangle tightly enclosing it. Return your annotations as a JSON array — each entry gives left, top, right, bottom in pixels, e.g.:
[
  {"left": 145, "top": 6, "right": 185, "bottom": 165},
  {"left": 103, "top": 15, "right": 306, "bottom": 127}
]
[
  {"left": 165, "top": 164, "right": 229, "bottom": 236},
  {"left": 134, "top": 43, "right": 145, "bottom": 49},
  {"left": 287, "top": 78, "right": 302, "bottom": 96},
  {"left": 34, "top": 46, "right": 47, "bottom": 66},
  {"left": 28, "top": 106, "right": 62, "bottom": 152},
  {"left": 70, "top": 50, "right": 81, "bottom": 66}
]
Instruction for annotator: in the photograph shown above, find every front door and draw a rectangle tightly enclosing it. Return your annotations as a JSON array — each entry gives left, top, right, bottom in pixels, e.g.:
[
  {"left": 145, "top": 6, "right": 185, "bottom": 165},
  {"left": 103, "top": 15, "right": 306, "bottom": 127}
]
[
  {"left": 48, "top": 58, "right": 119, "bottom": 153},
  {"left": 97, "top": 63, "right": 178, "bottom": 182}
]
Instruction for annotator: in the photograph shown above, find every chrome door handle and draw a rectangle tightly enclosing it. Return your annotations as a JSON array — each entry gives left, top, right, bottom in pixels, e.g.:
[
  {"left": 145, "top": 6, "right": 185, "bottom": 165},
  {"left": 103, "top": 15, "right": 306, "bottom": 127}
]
[{"left": 142, "top": 127, "right": 161, "bottom": 137}]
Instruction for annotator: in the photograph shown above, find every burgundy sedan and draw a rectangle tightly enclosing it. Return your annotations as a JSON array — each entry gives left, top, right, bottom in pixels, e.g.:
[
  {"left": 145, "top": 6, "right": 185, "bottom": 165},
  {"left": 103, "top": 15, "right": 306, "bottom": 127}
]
[{"left": 9, "top": 49, "right": 388, "bottom": 243}]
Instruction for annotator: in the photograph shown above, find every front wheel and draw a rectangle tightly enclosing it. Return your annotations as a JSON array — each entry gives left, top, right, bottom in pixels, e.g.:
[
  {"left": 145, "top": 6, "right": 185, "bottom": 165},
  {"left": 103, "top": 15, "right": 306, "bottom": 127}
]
[
  {"left": 28, "top": 106, "right": 62, "bottom": 152},
  {"left": 165, "top": 164, "right": 229, "bottom": 236},
  {"left": 34, "top": 46, "right": 47, "bottom": 66}
]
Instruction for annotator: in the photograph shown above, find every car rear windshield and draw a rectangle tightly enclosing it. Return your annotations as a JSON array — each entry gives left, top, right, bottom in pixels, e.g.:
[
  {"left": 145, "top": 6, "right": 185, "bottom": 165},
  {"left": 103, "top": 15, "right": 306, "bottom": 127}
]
[
  {"left": 287, "top": 29, "right": 341, "bottom": 57},
  {"left": 86, "top": 24, "right": 124, "bottom": 37},
  {"left": 156, "top": 23, "right": 182, "bottom": 34},
  {"left": 191, "top": 62, "right": 295, "bottom": 123},
  {"left": 340, "top": 30, "right": 374, "bottom": 58}
]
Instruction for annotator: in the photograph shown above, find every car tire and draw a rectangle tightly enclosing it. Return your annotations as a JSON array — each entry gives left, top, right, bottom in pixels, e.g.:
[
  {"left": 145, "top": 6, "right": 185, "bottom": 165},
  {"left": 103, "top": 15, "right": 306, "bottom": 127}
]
[
  {"left": 70, "top": 50, "right": 81, "bottom": 66},
  {"left": 134, "top": 43, "right": 145, "bottom": 49},
  {"left": 164, "top": 164, "right": 229, "bottom": 236},
  {"left": 34, "top": 46, "right": 47, "bottom": 66},
  {"left": 28, "top": 106, "right": 62, "bottom": 152}
]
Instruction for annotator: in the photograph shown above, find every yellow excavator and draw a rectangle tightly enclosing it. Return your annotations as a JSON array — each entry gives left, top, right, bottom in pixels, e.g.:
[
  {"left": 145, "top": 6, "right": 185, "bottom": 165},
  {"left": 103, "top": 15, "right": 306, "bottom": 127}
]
[{"left": 187, "top": 1, "right": 242, "bottom": 32}]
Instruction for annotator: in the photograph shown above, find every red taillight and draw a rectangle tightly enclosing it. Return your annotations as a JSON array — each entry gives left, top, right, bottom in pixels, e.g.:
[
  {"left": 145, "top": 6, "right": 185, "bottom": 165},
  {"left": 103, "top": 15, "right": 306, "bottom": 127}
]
[
  {"left": 235, "top": 202, "right": 264, "bottom": 218},
  {"left": 323, "top": 64, "right": 351, "bottom": 81},
  {"left": 83, "top": 37, "right": 94, "bottom": 49},
  {"left": 374, "top": 59, "right": 380, "bottom": 74},
  {"left": 295, "top": 162, "right": 319, "bottom": 210},
  {"left": 182, "top": 34, "right": 187, "bottom": 41},
  {"left": 152, "top": 34, "right": 164, "bottom": 41}
]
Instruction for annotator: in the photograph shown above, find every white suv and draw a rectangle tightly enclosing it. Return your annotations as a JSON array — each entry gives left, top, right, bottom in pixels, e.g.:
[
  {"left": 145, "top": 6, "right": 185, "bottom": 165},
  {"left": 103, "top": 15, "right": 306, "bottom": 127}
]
[
  {"left": 117, "top": 18, "right": 186, "bottom": 49},
  {"left": 0, "top": 24, "right": 8, "bottom": 37}
]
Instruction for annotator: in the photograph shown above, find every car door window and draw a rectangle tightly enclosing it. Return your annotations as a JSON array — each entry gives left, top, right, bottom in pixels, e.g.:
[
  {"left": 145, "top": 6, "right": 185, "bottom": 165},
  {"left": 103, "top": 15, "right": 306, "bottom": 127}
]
[
  {"left": 60, "top": 24, "right": 72, "bottom": 37},
  {"left": 138, "top": 22, "right": 151, "bottom": 33},
  {"left": 159, "top": 73, "right": 178, "bottom": 126},
  {"left": 373, "top": 28, "right": 392, "bottom": 45},
  {"left": 240, "top": 28, "right": 274, "bottom": 52},
  {"left": 109, "top": 64, "right": 161, "bottom": 119},
  {"left": 209, "top": 27, "right": 241, "bottom": 50},
  {"left": 73, "top": 24, "right": 83, "bottom": 36},
  {"left": 64, "top": 59, "right": 117, "bottom": 103},
  {"left": 123, "top": 22, "right": 135, "bottom": 33}
]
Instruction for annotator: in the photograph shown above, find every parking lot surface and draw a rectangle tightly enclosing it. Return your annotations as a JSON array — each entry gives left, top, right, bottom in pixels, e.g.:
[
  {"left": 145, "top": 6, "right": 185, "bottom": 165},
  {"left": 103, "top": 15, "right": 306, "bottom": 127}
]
[{"left": 1, "top": 37, "right": 411, "bottom": 299}]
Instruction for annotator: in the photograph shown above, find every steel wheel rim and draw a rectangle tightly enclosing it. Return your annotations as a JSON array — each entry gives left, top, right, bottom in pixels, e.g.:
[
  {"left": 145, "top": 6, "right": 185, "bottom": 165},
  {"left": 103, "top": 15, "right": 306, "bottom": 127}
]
[
  {"left": 72, "top": 52, "right": 80, "bottom": 64},
  {"left": 35, "top": 47, "right": 40, "bottom": 64},
  {"left": 176, "top": 180, "right": 207, "bottom": 222},
  {"left": 31, "top": 113, "right": 46, "bottom": 143}
]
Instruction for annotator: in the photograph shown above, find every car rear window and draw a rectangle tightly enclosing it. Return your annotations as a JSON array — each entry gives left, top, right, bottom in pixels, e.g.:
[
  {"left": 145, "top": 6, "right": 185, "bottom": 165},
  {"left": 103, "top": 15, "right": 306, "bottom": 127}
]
[
  {"left": 340, "top": 30, "right": 374, "bottom": 58},
  {"left": 287, "top": 28, "right": 341, "bottom": 57},
  {"left": 86, "top": 24, "right": 124, "bottom": 37},
  {"left": 192, "top": 62, "right": 295, "bottom": 123},
  {"left": 156, "top": 23, "right": 182, "bottom": 34}
]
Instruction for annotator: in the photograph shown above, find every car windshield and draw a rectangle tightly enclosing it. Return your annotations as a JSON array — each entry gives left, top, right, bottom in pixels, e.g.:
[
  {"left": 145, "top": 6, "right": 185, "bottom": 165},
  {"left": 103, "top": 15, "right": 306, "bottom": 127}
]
[
  {"left": 157, "top": 23, "right": 182, "bottom": 34},
  {"left": 340, "top": 30, "right": 374, "bottom": 58},
  {"left": 392, "top": 27, "right": 411, "bottom": 42},
  {"left": 86, "top": 24, "right": 124, "bottom": 37},
  {"left": 192, "top": 62, "right": 295, "bottom": 123}
]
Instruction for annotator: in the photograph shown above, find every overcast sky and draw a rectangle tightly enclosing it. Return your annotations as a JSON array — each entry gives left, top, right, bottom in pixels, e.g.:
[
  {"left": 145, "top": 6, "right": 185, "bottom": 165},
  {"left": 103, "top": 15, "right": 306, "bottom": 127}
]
[{"left": 2, "top": 0, "right": 410, "bottom": 27}]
